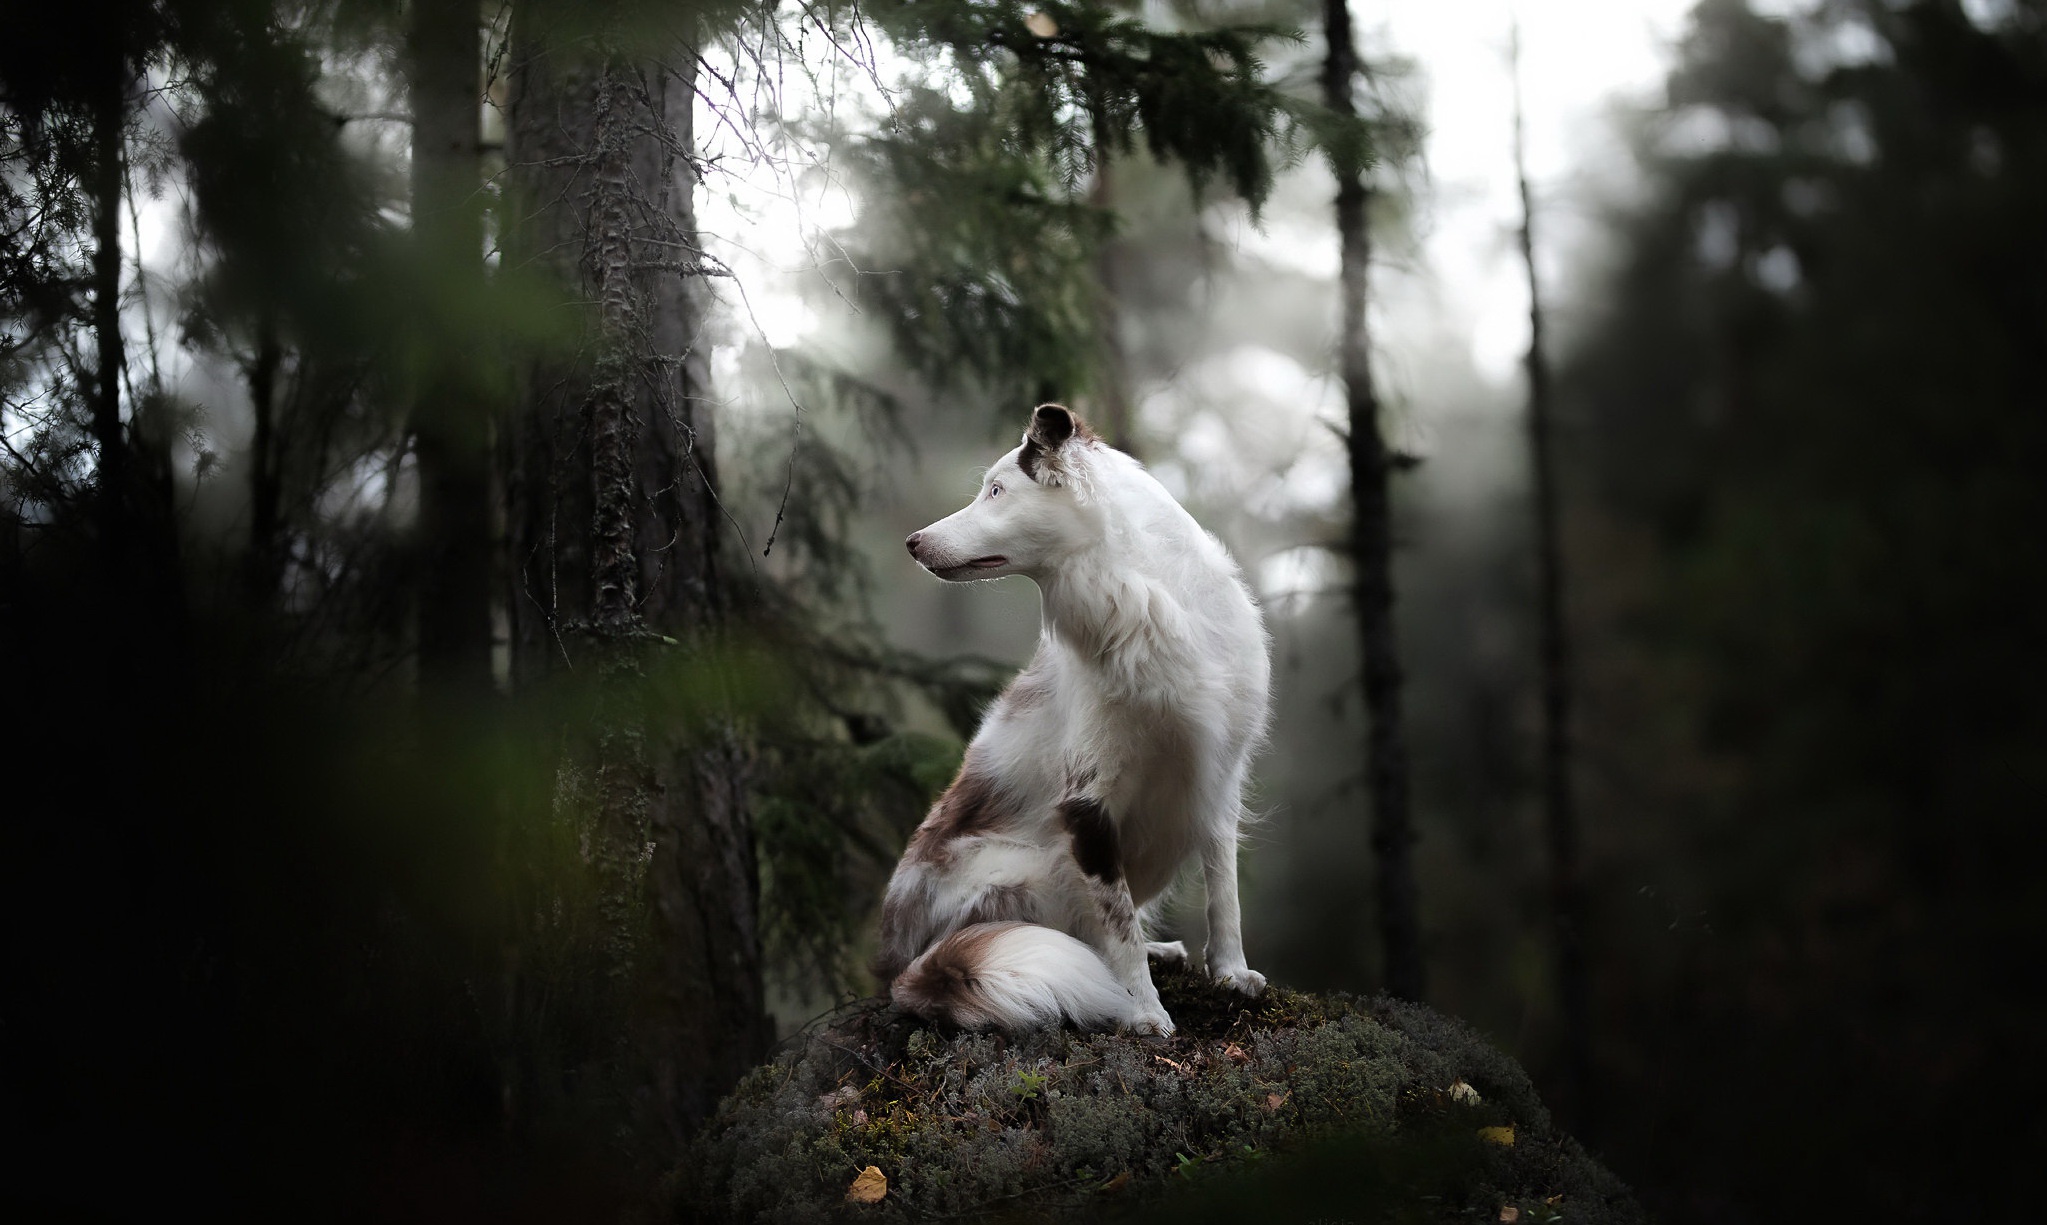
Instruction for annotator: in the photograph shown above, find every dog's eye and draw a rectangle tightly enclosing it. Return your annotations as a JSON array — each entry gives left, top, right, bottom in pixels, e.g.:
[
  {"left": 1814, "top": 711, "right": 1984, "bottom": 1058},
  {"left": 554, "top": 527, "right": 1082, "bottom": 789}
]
[{"left": 987, "top": 482, "right": 1003, "bottom": 498}]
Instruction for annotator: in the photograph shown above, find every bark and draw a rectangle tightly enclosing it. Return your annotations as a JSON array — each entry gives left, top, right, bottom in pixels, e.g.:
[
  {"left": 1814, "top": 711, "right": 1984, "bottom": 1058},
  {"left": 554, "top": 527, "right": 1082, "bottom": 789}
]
[
  {"left": 90, "top": 60, "right": 130, "bottom": 563},
  {"left": 1511, "top": 30, "right": 1593, "bottom": 1127},
  {"left": 1322, "top": 0, "right": 1425, "bottom": 1002},
  {"left": 244, "top": 324, "right": 283, "bottom": 605},
  {"left": 505, "top": 23, "right": 767, "bottom": 1143},
  {"left": 89, "top": 53, "right": 184, "bottom": 644},
  {"left": 410, "top": 0, "right": 493, "bottom": 698}
]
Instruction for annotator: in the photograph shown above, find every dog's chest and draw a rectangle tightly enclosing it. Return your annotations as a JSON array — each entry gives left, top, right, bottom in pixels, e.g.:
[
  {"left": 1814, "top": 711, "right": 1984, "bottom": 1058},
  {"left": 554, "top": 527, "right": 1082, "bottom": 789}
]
[{"left": 1084, "top": 700, "right": 1203, "bottom": 896}]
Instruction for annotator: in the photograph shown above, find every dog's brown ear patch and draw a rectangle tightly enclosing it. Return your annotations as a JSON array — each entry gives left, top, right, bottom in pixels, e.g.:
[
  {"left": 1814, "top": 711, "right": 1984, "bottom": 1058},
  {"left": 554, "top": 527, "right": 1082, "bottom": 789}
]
[
  {"left": 1019, "top": 437, "right": 1046, "bottom": 481},
  {"left": 1029, "top": 403, "right": 1077, "bottom": 449},
  {"left": 1021, "top": 404, "right": 1096, "bottom": 482}
]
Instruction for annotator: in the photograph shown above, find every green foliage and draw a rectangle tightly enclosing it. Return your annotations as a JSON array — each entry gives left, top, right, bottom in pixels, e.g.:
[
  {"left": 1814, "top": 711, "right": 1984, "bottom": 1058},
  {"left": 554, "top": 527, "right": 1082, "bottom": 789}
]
[
  {"left": 826, "top": 84, "right": 1107, "bottom": 397},
  {"left": 808, "top": 0, "right": 1310, "bottom": 401},
  {"left": 754, "top": 729, "right": 962, "bottom": 991},
  {"left": 691, "top": 966, "right": 1641, "bottom": 1223},
  {"left": 868, "top": 0, "right": 1297, "bottom": 200}
]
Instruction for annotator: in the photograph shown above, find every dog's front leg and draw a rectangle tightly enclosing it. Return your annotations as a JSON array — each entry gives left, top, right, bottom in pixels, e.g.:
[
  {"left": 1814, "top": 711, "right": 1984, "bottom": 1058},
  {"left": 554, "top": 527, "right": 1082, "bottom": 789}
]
[
  {"left": 1059, "top": 794, "right": 1173, "bottom": 1034},
  {"left": 1202, "top": 825, "right": 1266, "bottom": 996}
]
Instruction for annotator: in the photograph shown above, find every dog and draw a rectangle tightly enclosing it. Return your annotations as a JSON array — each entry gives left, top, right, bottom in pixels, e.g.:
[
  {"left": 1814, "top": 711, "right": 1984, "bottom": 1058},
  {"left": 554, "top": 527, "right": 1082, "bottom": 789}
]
[{"left": 875, "top": 404, "right": 1271, "bottom": 1034}]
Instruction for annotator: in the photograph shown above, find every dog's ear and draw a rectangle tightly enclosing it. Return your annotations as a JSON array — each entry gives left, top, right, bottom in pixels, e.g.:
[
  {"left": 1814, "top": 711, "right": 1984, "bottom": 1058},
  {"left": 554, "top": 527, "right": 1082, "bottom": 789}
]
[
  {"left": 1028, "top": 404, "right": 1078, "bottom": 450},
  {"left": 1020, "top": 404, "right": 1087, "bottom": 483}
]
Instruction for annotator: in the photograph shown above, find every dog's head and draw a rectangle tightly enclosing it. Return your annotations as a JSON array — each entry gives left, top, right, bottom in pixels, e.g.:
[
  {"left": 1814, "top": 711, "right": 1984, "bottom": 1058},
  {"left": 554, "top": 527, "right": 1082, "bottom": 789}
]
[{"left": 906, "top": 405, "right": 1102, "bottom": 582}]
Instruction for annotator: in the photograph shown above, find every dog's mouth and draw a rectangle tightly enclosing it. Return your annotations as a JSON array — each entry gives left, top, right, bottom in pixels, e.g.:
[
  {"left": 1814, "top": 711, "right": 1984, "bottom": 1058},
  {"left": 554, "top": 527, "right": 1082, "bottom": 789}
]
[{"left": 933, "top": 555, "right": 1010, "bottom": 579}]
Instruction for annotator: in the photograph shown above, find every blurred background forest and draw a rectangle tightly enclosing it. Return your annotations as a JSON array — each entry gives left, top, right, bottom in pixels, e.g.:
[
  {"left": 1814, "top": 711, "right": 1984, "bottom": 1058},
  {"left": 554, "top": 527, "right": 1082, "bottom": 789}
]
[{"left": 3, "top": 0, "right": 2042, "bottom": 1221}]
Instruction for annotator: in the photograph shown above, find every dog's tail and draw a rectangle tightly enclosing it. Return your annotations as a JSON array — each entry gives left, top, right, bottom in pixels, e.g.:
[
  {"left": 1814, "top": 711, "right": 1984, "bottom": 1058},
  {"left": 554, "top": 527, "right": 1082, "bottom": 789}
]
[{"left": 890, "top": 922, "right": 1135, "bottom": 1030}]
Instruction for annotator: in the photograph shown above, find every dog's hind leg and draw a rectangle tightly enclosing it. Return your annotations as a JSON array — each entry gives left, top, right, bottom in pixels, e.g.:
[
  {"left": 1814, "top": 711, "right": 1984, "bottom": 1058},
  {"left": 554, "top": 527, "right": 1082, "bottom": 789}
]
[{"left": 1137, "top": 903, "right": 1189, "bottom": 964}]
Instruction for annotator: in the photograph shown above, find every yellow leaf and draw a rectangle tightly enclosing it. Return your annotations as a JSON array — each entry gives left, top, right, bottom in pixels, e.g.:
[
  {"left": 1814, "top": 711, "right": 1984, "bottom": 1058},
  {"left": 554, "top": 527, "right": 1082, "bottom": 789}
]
[
  {"left": 1024, "top": 11, "right": 1060, "bottom": 37},
  {"left": 846, "top": 1166, "right": 888, "bottom": 1204},
  {"left": 1477, "top": 1125, "right": 1516, "bottom": 1147},
  {"left": 1100, "top": 1170, "right": 1132, "bottom": 1193}
]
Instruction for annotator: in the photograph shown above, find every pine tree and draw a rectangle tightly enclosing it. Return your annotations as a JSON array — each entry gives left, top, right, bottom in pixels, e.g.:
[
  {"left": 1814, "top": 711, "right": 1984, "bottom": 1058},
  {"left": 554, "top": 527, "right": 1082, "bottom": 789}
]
[
  {"left": 501, "top": 3, "right": 768, "bottom": 1141},
  {"left": 1509, "top": 20, "right": 1590, "bottom": 1126},
  {"left": 410, "top": 0, "right": 493, "bottom": 700},
  {"left": 1321, "top": 0, "right": 1423, "bottom": 1002}
]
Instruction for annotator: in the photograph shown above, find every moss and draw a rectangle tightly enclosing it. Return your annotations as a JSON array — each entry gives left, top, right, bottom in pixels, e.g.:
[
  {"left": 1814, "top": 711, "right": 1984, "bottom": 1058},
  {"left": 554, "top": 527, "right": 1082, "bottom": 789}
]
[{"left": 686, "top": 968, "right": 1643, "bottom": 1224}]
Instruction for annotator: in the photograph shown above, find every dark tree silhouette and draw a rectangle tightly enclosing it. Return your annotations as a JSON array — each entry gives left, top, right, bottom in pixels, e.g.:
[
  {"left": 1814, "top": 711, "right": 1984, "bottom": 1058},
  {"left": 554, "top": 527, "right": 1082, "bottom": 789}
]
[
  {"left": 409, "top": 0, "right": 493, "bottom": 699},
  {"left": 1322, "top": 0, "right": 1424, "bottom": 1002},
  {"left": 1509, "top": 23, "right": 1590, "bottom": 1127},
  {"left": 504, "top": 11, "right": 769, "bottom": 1144}
]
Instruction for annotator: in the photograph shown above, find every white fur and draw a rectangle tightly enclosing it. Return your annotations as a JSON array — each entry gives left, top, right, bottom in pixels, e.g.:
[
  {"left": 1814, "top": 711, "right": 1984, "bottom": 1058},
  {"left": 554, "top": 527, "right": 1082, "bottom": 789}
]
[
  {"left": 882, "top": 408, "right": 1271, "bottom": 1033},
  {"left": 896, "top": 923, "right": 1138, "bottom": 1030}
]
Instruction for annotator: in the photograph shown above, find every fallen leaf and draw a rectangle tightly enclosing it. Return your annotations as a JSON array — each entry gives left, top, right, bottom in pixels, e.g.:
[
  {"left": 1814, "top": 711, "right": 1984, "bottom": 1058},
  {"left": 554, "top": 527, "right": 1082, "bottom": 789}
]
[
  {"left": 1478, "top": 1125, "right": 1516, "bottom": 1147},
  {"left": 846, "top": 1166, "right": 887, "bottom": 1204},
  {"left": 1261, "top": 1091, "right": 1290, "bottom": 1113},
  {"left": 1448, "top": 1079, "right": 1481, "bottom": 1105},
  {"left": 1498, "top": 1207, "right": 1521, "bottom": 1223},
  {"left": 1024, "top": 11, "right": 1060, "bottom": 37},
  {"left": 1152, "top": 1054, "right": 1187, "bottom": 1072},
  {"left": 1223, "top": 1042, "right": 1250, "bottom": 1064},
  {"left": 1100, "top": 1170, "right": 1132, "bottom": 1193}
]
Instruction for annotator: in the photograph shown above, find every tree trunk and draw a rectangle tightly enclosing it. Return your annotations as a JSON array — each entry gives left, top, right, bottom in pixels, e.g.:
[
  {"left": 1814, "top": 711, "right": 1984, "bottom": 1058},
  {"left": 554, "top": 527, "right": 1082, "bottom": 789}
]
[
  {"left": 1322, "top": 0, "right": 1425, "bottom": 1002},
  {"left": 90, "top": 58, "right": 129, "bottom": 565},
  {"left": 505, "top": 23, "right": 767, "bottom": 1144},
  {"left": 410, "top": 0, "right": 493, "bottom": 699},
  {"left": 244, "top": 324, "right": 283, "bottom": 606},
  {"left": 1511, "top": 27, "right": 1592, "bottom": 1127}
]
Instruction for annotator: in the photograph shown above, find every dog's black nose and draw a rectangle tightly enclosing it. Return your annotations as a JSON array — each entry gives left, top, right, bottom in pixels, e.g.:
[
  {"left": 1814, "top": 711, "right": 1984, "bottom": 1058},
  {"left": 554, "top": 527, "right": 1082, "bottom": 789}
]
[{"left": 905, "top": 531, "right": 923, "bottom": 556}]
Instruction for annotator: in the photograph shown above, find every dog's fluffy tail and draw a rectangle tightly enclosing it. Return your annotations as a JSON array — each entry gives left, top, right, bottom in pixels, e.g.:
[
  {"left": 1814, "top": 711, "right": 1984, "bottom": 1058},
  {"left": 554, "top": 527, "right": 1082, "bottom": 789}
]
[{"left": 890, "top": 922, "right": 1134, "bottom": 1030}]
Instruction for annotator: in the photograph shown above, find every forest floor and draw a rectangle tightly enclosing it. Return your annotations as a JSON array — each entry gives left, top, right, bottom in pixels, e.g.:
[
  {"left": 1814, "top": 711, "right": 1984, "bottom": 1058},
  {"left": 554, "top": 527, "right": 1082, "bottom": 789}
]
[{"left": 689, "top": 965, "right": 1644, "bottom": 1223}]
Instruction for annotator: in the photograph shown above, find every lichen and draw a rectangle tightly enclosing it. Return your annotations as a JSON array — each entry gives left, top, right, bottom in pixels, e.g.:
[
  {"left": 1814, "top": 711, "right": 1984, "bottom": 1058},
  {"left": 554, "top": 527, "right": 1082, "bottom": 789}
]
[{"left": 686, "top": 967, "right": 1643, "bottom": 1224}]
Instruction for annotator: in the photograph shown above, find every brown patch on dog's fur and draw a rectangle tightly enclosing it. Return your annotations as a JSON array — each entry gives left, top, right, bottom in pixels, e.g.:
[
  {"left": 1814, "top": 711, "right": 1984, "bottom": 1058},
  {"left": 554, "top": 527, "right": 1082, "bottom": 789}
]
[
  {"left": 891, "top": 922, "right": 1017, "bottom": 1025},
  {"left": 873, "top": 879, "right": 1032, "bottom": 985},
  {"left": 876, "top": 762, "right": 1017, "bottom": 980},
  {"left": 1020, "top": 404, "right": 1098, "bottom": 482},
  {"left": 1098, "top": 896, "right": 1138, "bottom": 941},
  {"left": 1060, "top": 794, "right": 1121, "bottom": 883},
  {"left": 1032, "top": 403, "right": 1098, "bottom": 444},
  {"left": 901, "top": 758, "right": 1013, "bottom": 867},
  {"left": 961, "top": 882, "right": 1036, "bottom": 927},
  {"left": 1019, "top": 439, "right": 1048, "bottom": 482}
]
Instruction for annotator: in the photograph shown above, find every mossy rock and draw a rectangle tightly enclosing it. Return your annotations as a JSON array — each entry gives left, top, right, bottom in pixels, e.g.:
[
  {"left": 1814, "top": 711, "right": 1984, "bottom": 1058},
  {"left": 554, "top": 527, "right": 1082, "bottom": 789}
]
[{"left": 685, "top": 967, "right": 1642, "bottom": 1224}]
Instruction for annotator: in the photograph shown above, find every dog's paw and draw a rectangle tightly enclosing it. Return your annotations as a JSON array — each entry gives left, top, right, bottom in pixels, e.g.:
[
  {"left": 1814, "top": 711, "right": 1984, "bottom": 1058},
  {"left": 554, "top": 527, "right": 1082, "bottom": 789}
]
[
  {"left": 1145, "top": 940, "right": 1189, "bottom": 965},
  {"left": 1213, "top": 966, "right": 1267, "bottom": 996},
  {"left": 1126, "top": 1007, "right": 1176, "bottom": 1037}
]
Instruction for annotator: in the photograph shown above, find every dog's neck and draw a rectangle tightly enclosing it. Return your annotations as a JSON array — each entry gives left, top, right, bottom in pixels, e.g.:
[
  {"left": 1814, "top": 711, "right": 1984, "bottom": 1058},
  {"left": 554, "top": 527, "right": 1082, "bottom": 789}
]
[{"left": 1035, "top": 547, "right": 1198, "bottom": 701}]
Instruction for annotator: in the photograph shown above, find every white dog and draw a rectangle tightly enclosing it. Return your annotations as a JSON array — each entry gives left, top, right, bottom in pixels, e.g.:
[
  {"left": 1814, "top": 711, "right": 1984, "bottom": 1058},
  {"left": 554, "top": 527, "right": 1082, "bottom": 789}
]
[{"left": 876, "top": 405, "right": 1271, "bottom": 1034}]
